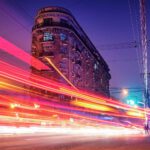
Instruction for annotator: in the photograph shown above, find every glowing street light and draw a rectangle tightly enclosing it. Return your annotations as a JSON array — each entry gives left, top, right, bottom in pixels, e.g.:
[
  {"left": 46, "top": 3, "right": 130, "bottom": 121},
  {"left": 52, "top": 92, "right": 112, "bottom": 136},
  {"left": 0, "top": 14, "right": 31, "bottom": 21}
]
[{"left": 122, "top": 89, "right": 128, "bottom": 96}]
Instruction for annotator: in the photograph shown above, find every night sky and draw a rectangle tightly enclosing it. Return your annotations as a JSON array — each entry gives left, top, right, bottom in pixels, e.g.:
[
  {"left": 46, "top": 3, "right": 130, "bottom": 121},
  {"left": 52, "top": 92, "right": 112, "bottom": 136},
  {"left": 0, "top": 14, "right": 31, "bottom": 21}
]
[{"left": 0, "top": 0, "right": 150, "bottom": 101}]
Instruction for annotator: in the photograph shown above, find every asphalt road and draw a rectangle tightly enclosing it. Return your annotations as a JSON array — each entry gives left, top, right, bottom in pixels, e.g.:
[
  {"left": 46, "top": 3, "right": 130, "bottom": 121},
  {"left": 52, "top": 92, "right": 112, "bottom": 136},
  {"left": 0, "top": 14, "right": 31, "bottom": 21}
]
[{"left": 0, "top": 133, "right": 150, "bottom": 150}]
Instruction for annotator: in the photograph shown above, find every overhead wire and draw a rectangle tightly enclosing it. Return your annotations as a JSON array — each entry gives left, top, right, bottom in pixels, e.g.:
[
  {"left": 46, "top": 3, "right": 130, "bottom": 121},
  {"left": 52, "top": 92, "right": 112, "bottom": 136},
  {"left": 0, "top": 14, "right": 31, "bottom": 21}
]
[
  {"left": 128, "top": 0, "right": 143, "bottom": 77},
  {"left": 0, "top": 6, "right": 30, "bottom": 33}
]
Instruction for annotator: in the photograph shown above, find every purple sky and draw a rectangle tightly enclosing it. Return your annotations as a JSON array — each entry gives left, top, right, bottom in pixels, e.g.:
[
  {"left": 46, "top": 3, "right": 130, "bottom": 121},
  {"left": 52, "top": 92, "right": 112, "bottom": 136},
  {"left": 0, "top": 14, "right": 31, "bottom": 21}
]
[{"left": 0, "top": 0, "right": 150, "bottom": 101}]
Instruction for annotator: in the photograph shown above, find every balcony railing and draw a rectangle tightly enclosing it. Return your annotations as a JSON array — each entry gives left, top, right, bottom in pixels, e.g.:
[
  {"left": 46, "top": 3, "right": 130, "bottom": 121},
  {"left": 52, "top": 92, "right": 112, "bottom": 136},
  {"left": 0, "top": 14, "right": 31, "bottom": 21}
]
[{"left": 32, "top": 21, "right": 108, "bottom": 71}]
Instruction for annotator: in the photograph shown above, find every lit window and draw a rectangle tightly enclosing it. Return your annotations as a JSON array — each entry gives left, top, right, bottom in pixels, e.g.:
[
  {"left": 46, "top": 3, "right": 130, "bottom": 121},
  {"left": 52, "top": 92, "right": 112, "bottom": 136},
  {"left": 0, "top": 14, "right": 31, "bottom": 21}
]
[
  {"left": 94, "top": 64, "right": 97, "bottom": 70},
  {"left": 60, "top": 33, "right": 67, "bottom": 41},
  {"left": 43, "top": 32, "right": 53, "bottom": 41},
  {"left": 37, "top": 17, "right": 43, "bottom": 24}
]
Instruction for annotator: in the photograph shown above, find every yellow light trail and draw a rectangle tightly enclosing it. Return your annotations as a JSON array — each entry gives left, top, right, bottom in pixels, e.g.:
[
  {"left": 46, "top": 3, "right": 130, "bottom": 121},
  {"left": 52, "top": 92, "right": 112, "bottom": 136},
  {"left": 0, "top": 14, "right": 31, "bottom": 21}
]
[
  {"left": 71, "top": 100, "right": 117, "bottom": 112},
  {"left": 44, "top": 57, "right": 78, "bottom": 90}
]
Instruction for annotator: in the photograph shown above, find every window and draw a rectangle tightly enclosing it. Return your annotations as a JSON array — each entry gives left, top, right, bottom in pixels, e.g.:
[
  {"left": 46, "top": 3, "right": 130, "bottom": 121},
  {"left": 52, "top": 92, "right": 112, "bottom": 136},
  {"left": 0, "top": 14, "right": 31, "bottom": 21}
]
[
  {"left": 37, "top": 17, "right": 43, "bottom": 24},
  {"left": 75, "top": 60, "right": 82, "bottom": 66},
  {"left": 74, "top": 51, "right": 80, "bottom": 59},
  {"left": 75, "top": 45, "right": 82, "bottom": 53},
  {"left": 101, "top": 78, "right": 103, "bottom": 84},
  {"left": 60, "top": 19, "right": 67, "bottom": 24},
  {"left": 73, "top": 64, "right": 80, "bottom": 74},
  {"left": 44, "top": 18, "right": 52, "bottom": 26},
  {"left": 43, "top": 49, "right": 54, "bottom": 56},
  {"left": 43, "top": 32, "right": 54, "bottom": 41},
  {"left": 71, "top": 72, "right": 75, "bottom": 77},
  {"left": 60, "top": 33, "right": 67, "bottom": 41},
  {"left": 94, "top": 63, "right": 98, "bottom": 70},
  {"left": 60, "top": 46, "right": 67, "bottom": 54}
]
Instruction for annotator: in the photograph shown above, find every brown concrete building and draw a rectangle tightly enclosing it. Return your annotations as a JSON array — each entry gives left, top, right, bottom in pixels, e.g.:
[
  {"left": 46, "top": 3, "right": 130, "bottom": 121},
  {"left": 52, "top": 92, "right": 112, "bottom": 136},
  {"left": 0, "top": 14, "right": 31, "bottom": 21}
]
[{"left": 31, "top": 6, "right": 111, "bottom": 96}]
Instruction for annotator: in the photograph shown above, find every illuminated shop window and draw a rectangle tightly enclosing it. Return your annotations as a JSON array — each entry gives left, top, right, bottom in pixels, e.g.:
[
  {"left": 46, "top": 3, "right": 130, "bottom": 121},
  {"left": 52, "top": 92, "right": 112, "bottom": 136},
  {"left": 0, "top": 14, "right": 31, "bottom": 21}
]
[{"left": 43, "top": 32, "right": 54, "bottom": 41}]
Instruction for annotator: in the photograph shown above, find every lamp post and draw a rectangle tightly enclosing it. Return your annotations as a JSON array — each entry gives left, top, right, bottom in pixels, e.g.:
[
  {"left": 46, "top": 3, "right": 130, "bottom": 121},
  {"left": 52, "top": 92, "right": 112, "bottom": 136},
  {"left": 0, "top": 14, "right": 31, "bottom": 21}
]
[{"left": 122, "top": 89, "right": 128, "bottom": 96}]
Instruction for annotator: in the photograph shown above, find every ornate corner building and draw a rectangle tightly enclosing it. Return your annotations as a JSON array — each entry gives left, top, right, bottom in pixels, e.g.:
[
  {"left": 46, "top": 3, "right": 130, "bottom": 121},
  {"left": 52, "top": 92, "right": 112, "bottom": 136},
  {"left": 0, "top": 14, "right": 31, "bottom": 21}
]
[{"left": 31, "top": 6, "right": 111, "bottom": 97}]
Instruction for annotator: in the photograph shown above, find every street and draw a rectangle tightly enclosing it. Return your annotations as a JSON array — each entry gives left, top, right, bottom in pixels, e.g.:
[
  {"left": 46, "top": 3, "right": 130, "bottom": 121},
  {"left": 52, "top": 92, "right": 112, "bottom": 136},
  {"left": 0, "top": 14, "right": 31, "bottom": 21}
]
[
  {"left": 0, "top": 133, "right": 150, "bottom": 150},
  {"left": 0, "top": 0, "right": 150, "bottom": 150}
]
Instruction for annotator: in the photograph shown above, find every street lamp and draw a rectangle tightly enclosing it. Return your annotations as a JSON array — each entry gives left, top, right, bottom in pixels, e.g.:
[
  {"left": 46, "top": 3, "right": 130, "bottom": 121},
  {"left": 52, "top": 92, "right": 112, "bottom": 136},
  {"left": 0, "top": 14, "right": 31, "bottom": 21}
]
[{"left": 122, "top": 89, "right": 128, "bottom": 96}]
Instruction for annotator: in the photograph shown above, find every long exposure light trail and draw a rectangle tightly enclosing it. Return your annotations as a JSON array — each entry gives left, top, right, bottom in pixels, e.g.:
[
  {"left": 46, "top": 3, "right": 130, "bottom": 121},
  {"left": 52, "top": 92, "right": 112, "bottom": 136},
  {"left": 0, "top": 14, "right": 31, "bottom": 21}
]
[
  {"left": 45, "top": 57, "right": 77, "bottom": 90},
  {"left": 0, "top": 90, "right": 145, "bottom": 130},
  {"left": 71, "top": 99, "right": 119, "bottom": 112},
  {"left": 1, "top": 96, "right": 143, "bottom": 126},
  {"left": 0, "top": 37, "right": 143, "bottom": 111},
  {"left": 0, "top": 108, "right": 143, "bottom": 129},
  {"left": 0, "top": 37, "right": 146, "bottom": 134},
  {"left": 0, "top": 83, "right": 146, "bottom": 121},
  {"left": 1, "top": 67, "right": 145, "bottom": 118},
  {"left": 0, "top": 91, "right": 144, "bottom": 129},
  {"left": 0, "top": 37, "right": 146, "bottom": 121},
  {"left": 0, "top": 62, "right": 139, "bottom": 111},
  {"left": 0, "top": 58, "right": 145, "bottom": 115},
  {"left": 0, "top": 95, "right": 122, "bottom": 126},
  {"left": 0, "top": 94, "right": 122, "bottom": 127},
  {"left": 0, "top": 60, "right": 147, "bottom": 118},
  {"left": 0, "top": 126, "right": 143, "bottom": 136},
  {"left": 0, "top": 37, "right": 49, "bottom": 70}
]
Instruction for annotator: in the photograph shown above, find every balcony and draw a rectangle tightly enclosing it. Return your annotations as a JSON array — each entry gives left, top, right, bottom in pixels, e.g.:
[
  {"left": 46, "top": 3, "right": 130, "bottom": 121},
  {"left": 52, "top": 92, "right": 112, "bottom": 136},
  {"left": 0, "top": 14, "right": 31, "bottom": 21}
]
[
  {"left": 32, "top": 21, "right": 88, "bottom": 50},
  {"left": 32, "top": 21, "right": 73, "bottom": 31},
  {"left": 32, "top": 21, "right": 105, "bottom": 68}
]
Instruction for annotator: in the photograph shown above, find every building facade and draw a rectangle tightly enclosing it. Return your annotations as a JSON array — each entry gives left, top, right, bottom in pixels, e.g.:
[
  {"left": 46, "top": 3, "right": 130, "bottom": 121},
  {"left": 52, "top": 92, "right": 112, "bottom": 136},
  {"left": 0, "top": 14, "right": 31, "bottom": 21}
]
[{"left": 31, "top": 6, "right": 111, "bottom": 96}]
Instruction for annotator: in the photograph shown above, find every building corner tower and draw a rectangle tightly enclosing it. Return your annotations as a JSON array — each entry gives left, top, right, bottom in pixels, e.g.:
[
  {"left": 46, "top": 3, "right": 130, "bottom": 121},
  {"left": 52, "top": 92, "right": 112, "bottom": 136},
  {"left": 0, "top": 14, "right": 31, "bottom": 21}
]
[{"left": 31, "top": 6, "right": 111, "bottom": 97}]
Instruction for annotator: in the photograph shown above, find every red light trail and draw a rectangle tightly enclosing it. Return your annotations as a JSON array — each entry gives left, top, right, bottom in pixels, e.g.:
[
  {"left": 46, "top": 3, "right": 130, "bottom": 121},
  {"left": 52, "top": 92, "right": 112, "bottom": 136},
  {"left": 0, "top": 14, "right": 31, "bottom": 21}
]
[
  {"left": 0, "top": 37, "right": 146, "bottom": 133},
  {"left": 0, "top": 36, "right": 49, "bottom": 70},
  {"left": 0, "top": 60, "right": 147, "bottom": 115}
]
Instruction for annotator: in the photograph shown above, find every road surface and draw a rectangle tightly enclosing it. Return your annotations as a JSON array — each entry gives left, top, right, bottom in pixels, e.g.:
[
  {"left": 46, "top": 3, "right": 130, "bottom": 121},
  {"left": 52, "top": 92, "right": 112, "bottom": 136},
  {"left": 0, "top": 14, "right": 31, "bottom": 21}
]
[{"left": 0, "top": 133, "right": 150, "bottom": 150}]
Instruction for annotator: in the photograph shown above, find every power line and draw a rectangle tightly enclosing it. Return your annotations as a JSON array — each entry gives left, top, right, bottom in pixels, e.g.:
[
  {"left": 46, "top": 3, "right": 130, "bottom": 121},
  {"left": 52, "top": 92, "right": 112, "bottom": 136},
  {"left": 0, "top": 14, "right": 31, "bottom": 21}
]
[
  {"left": 98, "top": 41, "right": 138, "bottom": 51},
  {"left": 98, "top": 40, "right": 150, "bottom": 51},
  {"left": 0, "top": 6, "right": 30, "bottom": 33},
  {"left": 128, "top": 0, "right": 143, "bottom": 76}
]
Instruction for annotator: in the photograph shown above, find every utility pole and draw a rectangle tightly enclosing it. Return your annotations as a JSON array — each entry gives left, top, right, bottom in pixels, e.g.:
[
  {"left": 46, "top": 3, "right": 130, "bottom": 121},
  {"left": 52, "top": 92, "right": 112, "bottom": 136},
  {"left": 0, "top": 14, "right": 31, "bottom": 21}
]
[{"left": 139, "top": 0, "right": 149, "bottom": 127}]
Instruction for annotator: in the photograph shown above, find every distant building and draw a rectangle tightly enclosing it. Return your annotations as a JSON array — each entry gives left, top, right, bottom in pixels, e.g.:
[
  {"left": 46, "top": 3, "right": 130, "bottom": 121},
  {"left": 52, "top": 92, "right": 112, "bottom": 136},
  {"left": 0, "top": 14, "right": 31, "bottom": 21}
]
[{"left": 31, "top": 6, "right": 111, "bottom": 96}]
